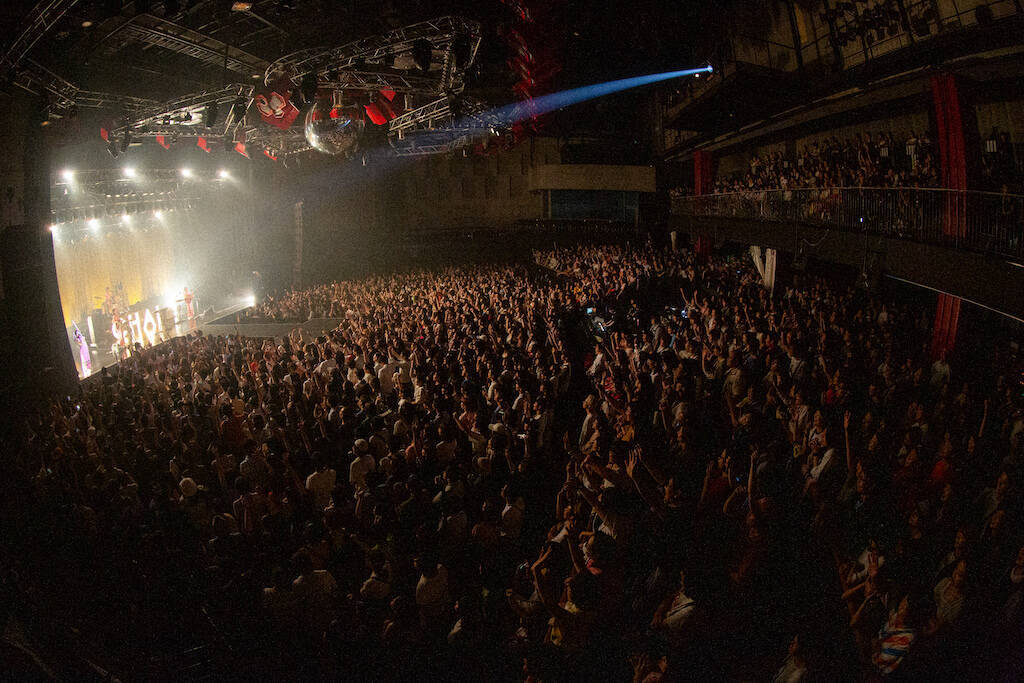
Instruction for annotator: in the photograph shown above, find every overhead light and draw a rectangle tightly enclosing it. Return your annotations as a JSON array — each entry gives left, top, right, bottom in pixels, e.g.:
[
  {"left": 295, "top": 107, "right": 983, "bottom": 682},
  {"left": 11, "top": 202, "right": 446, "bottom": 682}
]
[
  {"left": 81, "top": 20, "right": 93, "bottom": 28},
  {"left": 218, "top": 169, "right": 230, "bottom": 179},
  {"left": 232, "top": 1, "right": 254, "bottom": 9},
  {"left": 412, "top": 38, "right": 433, "bottom": 72},
  {"left": 153, "top": 210, "right": 163, "bottom": 219},
  {"left": 121, "top": 213, "right": 131, "bottom": 224},
  {"left": 180, "top": 167, "right": 192, "bottom": 178},
  {"left": 123, "top": 167, "right": 136, "bottom": 178},
  {"left": 61, "top": 169, "right": 74, "bottom": 182},
  {"left": 203, "top": 102, "right": 220, "bottom": 128},
  {"left": 49, "top": 224, "right": 58, "bottom": 234},
  {"left": 88, "top": 218, "right": 100, "bottom": 230}
]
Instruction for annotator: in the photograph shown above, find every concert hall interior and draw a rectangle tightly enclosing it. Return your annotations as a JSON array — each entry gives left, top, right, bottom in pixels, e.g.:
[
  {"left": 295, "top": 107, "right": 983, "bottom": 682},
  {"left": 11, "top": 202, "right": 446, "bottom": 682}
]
[{"left": 1, "top": 0, "right": 1024, "bottom": 681}]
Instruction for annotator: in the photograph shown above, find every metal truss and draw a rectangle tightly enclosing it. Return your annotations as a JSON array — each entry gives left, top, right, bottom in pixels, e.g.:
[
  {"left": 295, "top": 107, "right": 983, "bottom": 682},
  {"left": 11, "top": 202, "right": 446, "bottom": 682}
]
[
  {"left": 264, "top": 15, "right": 481, "bottom": 96},
  {"left": 12, "top": 58, "right": 79, "bottom": 110},
  {"left": 111, "top": 84, "right": 255, "bottom": 139},
  {"left": 388, "top": 97, "right": 499, "bottom": 134},
  {"left": 115, "top": 15, "right": 269, "bottom": 77},
  {"left": 73, "top": 90, "right": 162, "bottom": 114},
  {"left": 10, "top": 58, "right": 159, "bottom": 119},
  {"left": 0, "top": 0, "right": 82, "bottom": 69},
  {"left": 389, "top": 97, "right": 502, "bottom": 156},
  {"left": 50, "top": 168, "right": 220, "bottom": 223},
  {"left": 241, "top": 125, "right": 311, "bottom": 158},
  {"left": 319, "top": 70, "right": 443, "bottom": 95}
]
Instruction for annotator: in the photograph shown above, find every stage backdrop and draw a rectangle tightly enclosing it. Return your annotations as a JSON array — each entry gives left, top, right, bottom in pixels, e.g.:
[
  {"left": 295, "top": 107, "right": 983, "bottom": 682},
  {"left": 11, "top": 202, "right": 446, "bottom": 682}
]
[{"left": 54, "top": 227, "right": 176, "bottom": 327}]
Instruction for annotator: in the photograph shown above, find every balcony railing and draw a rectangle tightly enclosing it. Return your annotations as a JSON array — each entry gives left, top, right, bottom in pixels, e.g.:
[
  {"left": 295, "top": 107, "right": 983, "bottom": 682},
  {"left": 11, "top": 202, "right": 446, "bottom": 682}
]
[{"left": 672, "top": 187, "right": 1024, "bottom": 260}]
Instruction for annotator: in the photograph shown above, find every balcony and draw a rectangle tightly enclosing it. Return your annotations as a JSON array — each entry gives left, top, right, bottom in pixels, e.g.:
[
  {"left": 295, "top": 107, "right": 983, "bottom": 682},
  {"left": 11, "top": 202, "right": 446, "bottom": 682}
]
[{"left": 673, "top": 187, "right": 1024, "bottom": 261}]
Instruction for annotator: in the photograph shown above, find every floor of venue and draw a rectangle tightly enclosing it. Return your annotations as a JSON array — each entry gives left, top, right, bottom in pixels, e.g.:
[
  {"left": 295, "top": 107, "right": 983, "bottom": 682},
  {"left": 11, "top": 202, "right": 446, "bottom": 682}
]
[{"left": 5, "top": 235, "right": 1024, "bottom": 682}]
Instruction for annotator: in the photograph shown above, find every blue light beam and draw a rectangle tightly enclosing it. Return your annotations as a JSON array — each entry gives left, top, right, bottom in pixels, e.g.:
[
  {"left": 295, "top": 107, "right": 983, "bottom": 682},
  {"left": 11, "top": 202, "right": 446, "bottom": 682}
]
[{"left": 483, "top": 66, "right": 713, "bottom": 128}]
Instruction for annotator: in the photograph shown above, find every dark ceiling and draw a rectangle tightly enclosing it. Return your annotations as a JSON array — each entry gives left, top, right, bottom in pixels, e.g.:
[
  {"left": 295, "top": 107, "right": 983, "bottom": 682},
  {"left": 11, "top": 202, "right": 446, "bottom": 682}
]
[{"left": 1, "top": 0, "right": 702, "bottom": 101}]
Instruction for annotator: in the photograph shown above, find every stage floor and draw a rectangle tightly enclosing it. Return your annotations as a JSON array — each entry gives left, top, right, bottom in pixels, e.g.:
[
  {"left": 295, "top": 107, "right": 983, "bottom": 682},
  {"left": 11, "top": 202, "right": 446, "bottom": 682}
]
[{"left": 77, "top": 301, "right": 252, "bottom": 379}]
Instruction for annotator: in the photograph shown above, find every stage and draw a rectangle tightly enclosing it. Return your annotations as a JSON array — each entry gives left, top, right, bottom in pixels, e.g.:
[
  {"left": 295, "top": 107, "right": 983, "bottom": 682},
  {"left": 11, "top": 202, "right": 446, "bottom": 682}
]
[
  {"left": 75, "top": 300, "right": 254, "bottom": 379},
  {"left": 76, "top": 305, "right": 350, "bottom": 380}
]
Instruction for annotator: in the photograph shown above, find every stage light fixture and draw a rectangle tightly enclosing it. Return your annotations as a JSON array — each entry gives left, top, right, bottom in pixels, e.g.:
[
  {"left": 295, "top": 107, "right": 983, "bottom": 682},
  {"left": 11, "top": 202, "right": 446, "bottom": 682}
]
[
  {"left": 88, "top": 218, "right": 100, "bottom": 230},
  {"left": 154, "top": 210, "right": 163, "bottom": 219},
  {"left": 301, "top": 73, "right": 318, "bottom": 104},
  {"left": 204, "top": 102, "right": 220, "bottom": 128},
  {"left": 232, "top": 1, "right": 253, "bottom": 10},
  {"left": 454, "top": 34, "right": 472, "bottom": 68},
  {"left": 49, "top": 224, "right": 57, "bottom": 233},
  {"left": 229, "top": 97, "right": 249, "bottom": 124},
  {"left": 180, "top": 168, "right": 192, "bottom": 178},
  {"left": 61, "top": 169, "right": 74, "bottom": 182},
  {"left": 122, "top": 213, "right": 132, "bottom": 224},
  {"left": 412, "top": 38, "right": 433, "bottom": 72},
  {"left": 218, "top": 169, "right": 230, "bottom": 179},
  {"left": 123, "top": 167, "right": 136, "bottom": 178}
]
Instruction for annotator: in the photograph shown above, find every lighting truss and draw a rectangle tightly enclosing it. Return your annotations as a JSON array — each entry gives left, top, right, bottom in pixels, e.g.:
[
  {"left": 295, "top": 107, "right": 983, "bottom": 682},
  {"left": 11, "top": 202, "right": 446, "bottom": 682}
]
[
  {"left": 111, "top": 84, "right": 255, "bottom": 139},
  {"left": 0, "top": 0, "right": 82, "bottom": 70},
  {"left": 10, "top": 58, "right": 159, "bottom": 118},
  {"left": 264, "top": 15, "right": 481, "bottom": 96},
  {"left": 72, "top": 90, "right": 162, "bottom": 114},
  {"left": 113, "top": 15, "right": 269, "bottom": 77},
  {"left": 12, "top": 58, "right": 80, "bottom": 110},
  {"left": 242, "top": 125, "right": 312, "bottom": 158},
  {"left": 50, "top": 168, "right": 215, "bottom": 223},
  {"left": 388, "top": 97, "right": 504, "bottom": 156},
  {"left": 318, "top": 70, "right": 445, "bottom": 95}
]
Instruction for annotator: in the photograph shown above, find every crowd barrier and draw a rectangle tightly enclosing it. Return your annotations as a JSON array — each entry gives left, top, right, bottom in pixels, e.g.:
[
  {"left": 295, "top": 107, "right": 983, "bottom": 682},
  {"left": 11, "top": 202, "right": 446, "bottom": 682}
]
[{"left": 672, "top": 187, "right": 1024, "bottom": 260}]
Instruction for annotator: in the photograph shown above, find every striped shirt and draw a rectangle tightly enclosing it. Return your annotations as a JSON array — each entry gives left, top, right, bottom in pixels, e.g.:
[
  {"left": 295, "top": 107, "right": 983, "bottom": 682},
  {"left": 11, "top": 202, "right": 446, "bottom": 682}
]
[{"left": 872, "top": 616, "right": 916, "bottom": 675}]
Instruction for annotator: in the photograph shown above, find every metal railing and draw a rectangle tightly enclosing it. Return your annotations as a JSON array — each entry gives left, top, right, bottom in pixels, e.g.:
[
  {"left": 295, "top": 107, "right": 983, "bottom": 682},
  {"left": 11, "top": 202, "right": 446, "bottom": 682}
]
[{"left": 672, "top": 187, "right": 1024, "bottom": 260}]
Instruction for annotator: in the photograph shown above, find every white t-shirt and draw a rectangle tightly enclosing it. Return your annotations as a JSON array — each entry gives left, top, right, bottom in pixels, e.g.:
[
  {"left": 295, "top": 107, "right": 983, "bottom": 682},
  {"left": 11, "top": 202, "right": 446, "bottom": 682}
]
[
  {"left": 292, "top": 569, "right": 337, "bottom": 609},
  {"left": 306, "top": 468, "right": 337, "bottom": 509},
  {"left": 416, "top": 566, "right": 450, "bottom": 620},
  {"left": 349, "top": 454, "right": 376, "bottom": 489}
]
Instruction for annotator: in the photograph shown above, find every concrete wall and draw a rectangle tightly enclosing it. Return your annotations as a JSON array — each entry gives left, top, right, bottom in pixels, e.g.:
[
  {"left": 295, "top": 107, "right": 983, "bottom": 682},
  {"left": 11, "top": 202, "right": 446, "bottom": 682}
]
[
  {"left": 529, "top": 164, "right": 656, "bottom": 192},
  {"left": 976, "top": 98, "right": 1024, "bottom": 142}
]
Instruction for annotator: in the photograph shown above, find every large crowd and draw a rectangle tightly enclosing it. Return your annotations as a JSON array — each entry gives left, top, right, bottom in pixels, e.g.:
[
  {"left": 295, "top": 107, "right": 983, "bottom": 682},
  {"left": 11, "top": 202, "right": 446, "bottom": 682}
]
[
  {"left": 712, "top": 131, "right": 941, "bottom": 194},
  {"left": 7, "top": 237, "right": 1024, "bottom": 681}
]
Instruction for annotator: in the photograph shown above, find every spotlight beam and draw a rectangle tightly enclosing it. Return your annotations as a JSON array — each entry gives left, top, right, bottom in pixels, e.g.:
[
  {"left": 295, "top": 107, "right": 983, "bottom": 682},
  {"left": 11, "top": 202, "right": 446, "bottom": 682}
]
[{"left": 482, "top": 66, "right": 713, "bottom": 128}]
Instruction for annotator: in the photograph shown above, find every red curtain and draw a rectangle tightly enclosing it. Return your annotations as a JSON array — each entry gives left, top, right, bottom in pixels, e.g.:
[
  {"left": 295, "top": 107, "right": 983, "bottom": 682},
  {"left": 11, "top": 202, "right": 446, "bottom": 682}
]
[
  {"left": 930, "top": 292, "right": 961, "bottom": 360},
  {"left": 693, "top": 149, "right": 713, "bottom": 196},
  {"left": 693, "top": 150, "right": 714, "bottom": 259},
  {"left": 929, "top": 74, "right": 967, "bottom": 358},
  {"left": 930, "top": 73, "right": 967, "bottom": 237}
]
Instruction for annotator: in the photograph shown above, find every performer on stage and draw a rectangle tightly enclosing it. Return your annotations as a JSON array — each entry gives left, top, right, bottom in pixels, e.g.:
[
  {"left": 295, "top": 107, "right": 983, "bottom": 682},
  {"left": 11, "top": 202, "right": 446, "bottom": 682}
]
[
  {"left": 111, "top": 308, "right": 129, "bottom": 362},
  {"left": 183, "top": 287, "right": 195, "bottom": 319},
  {"left": 73, "top": 323, "right": 92, "bottom": 377}
]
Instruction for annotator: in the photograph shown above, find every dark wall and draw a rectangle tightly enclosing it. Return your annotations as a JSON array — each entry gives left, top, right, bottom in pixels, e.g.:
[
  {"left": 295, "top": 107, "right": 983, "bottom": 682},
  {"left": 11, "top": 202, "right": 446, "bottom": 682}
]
[{"left": 0, "top": 91, "right": 77, "bottom": 404}]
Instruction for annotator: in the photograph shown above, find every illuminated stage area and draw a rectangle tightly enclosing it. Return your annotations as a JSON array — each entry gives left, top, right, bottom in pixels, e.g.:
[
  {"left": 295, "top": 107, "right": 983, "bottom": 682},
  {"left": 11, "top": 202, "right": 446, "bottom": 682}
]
[{"left": 49, "top": 166, "right": 259, "bottom": 377}]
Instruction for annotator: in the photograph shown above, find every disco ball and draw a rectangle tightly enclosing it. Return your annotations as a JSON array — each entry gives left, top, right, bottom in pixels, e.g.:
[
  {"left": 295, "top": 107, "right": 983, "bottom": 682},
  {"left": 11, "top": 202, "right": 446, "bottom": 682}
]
[{"left": 304, "top": 102, "right": 363, "bottom": 156}]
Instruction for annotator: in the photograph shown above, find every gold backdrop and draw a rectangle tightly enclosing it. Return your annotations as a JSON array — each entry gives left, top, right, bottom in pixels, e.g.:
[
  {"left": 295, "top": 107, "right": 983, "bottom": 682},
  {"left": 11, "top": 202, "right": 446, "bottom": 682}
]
[{"left": 54, "top": 227, "right": 176, "bottom": 327}]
